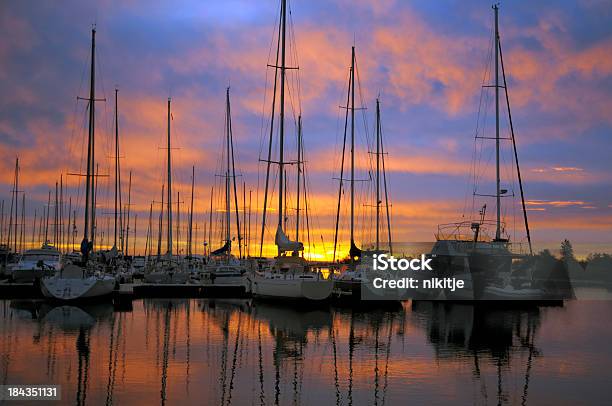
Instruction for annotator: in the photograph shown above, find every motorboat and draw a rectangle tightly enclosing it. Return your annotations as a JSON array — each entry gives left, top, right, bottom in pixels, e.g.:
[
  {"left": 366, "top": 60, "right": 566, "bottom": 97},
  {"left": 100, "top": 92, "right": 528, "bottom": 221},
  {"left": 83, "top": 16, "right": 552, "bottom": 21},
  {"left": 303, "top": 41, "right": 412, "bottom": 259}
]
[{"left": 9, "top": 242, "right": 61, "bottom": 283}]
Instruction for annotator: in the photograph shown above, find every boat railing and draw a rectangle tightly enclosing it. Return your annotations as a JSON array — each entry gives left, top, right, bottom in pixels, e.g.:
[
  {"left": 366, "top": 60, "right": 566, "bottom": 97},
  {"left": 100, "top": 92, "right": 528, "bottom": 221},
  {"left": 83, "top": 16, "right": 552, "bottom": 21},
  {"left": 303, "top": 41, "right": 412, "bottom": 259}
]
[
  {"left": 436, "top": 221, "right": 529, "bottom": 256},
  {"left": 436, "top": 220, "right": 501, "bottom": 242}
]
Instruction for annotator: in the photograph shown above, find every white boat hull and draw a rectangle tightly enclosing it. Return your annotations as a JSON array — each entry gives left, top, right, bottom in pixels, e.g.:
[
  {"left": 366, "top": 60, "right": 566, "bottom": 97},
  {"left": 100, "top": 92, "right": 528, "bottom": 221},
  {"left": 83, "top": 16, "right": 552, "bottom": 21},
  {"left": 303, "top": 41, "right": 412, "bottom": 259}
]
[
  {"left": 482, "top": 286, "right": 545, "bottom": 300},
  {"left": 250, "top": 274, "right": 333, "bottom": 301},
  {"left": 144, "top": 271, "right": 189, "bottom": 284},
  {"left": 41, "top": 275, "right": 115, "bottom": 301}
]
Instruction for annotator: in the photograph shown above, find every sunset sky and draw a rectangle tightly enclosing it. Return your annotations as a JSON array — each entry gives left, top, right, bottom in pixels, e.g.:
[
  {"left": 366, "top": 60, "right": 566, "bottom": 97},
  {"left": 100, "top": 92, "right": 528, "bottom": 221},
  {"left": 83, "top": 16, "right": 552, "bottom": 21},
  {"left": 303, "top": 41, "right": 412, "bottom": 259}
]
[{"left": 0, "top": 0, "right": 610, "bottom": 259}]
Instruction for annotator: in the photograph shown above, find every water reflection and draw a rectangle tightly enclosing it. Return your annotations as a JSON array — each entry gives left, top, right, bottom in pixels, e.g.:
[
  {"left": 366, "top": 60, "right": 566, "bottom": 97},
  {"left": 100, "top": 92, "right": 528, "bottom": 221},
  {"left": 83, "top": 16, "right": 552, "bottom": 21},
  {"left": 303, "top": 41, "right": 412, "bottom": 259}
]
[
  {"left": 409, "top": 301, "right": 541, "bottom": 405},
  {"left": 0, "top": 299, "right": 610, "bottom": 405}
]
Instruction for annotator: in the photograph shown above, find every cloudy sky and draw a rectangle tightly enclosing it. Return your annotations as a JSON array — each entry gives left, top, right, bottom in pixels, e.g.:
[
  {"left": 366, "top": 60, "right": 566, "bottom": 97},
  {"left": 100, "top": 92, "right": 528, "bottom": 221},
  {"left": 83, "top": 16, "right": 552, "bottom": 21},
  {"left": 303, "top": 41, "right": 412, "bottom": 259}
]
[{"left": 0, "top": 0, "right": 610, "bottom": 258}]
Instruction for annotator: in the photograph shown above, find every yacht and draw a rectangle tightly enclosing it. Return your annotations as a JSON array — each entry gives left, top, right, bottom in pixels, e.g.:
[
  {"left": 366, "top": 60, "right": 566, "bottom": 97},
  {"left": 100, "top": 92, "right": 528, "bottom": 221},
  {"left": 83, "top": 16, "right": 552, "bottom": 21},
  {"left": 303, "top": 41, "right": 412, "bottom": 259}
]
[
  {"left": 41, "top": 264, "right": 116, "bottom": 301},
  {"left": 330, "top": 49, "right": 396, "bottom": 303},
  {"left": 428, "top": 6, "right": 538, "bottom": 301},
  {"left": 199, "top": 87, "right": 249, "bottom": 287},
  {"left": 249, "top": 229, "right": 333, "bottom": 301},
  {"left": 10, "top": 242, "right": 61, "bottom": 283},
  {"left": 248, "top": 0, "right": 333, "bottom": 302},
  {"left": 40, "top": 28, "right": 116, "bottom": 301}
]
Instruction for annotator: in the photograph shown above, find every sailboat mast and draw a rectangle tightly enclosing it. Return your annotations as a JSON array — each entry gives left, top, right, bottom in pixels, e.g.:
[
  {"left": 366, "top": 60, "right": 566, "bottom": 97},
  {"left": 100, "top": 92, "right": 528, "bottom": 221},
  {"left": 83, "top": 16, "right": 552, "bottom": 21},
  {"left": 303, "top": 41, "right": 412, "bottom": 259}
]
[
  {"left": 332, "top": 61, "right": 352, "bottom": 262},
  {"left": 82, "top": 28, "right": 96, "bottom": 261},
  {"left": 167, "top": 98, "right": 173, "bottom": 256},
  {"left": 54, "top": 181, "right": 58, "bottom": 245},
  {"left": 114, "top": 88, "right": 120, "bottom": 248},
  {"left": 93, "top": 163, "right": 99, "bottom": 250},
  {"left": 31, "top": 209, "right": 37, "bottom": 248},
  {"left": 277, "top": 0, "right": 287, "bottom": 243},
  {"left": 494, "top": 5, "right": 501, "bottom": 240},
  {"left": 0, "top": 201, "right": 3, "bottom": 246},
  {"left": 125, "top": 171, "right": 132, "bottom": 256},
  {"left": 19, "top": 194, "right": 25, "bottom": 253},
  {"left": 146, "top": 201, "right": 153, "bottom": 259},
  {"left": 44, "top": 191, "right": 50, "bottom": 243},
  {"left": 60, "top": 175, "right": 63, "bottom": 250},
  {"left": 157, "top": 184, "right": 164, "bottom": 259},
  {"left": 67, "top": 198, "right": 72, "bottom": 251},
  {"left": 13, "top": 158, "right": 19, "bottom": 253},
  {"left": 381, "top": 127, "right": 393, "bottom": 255},
  {"left": 225, "top": 89, "right": 231, "bottom": 258},
  {"left": 375, "top": 98, "right": 381, "bottom": 251},
  {"left": 229, "top": 93, "right": 242, "bottom": 259},
  {"left": 350, "top": 46, "right": 356, "bottom": 247},
  {"left": 208, "top": 186, "right": 213, "bottom": 257},
  {"left": 176, "top": 191, "right": 180, "bottom": 255},
  {"left": 296, "top": 115, "right": 302, "bottom": 244},
  {"left": 242, "top": 182, "right": 246, "bottom": 257},
  {"left": 258, "top": 4, "right": 283, "bottom": 257},
  {"left": 188, "top": 166, "right": 194, "bottom": 257}
]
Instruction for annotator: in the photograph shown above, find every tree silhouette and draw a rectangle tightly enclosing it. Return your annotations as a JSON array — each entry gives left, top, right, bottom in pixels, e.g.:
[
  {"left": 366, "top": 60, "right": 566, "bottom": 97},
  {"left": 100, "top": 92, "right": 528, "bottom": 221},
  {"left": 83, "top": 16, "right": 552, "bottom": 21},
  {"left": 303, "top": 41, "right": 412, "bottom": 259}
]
[{"left": 560, "top": 239, "right": 574, "bottom": 262}]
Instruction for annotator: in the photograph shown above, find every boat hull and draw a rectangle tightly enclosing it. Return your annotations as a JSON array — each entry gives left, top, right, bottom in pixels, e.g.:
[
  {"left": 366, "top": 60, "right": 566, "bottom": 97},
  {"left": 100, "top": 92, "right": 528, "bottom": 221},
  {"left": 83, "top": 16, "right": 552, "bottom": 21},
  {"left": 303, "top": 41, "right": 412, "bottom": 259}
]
[
  {"left": 249, "top": 274, "right": 333, "bottom": 301},
  {"left": 11, "top": 268, "right": 54, "bottom": 283},
  {"left": 41, "top": 276, "right": 115, "bottom": 301},
  {"left": 144, "top": 271, "right": 189, "bottom": 284}
]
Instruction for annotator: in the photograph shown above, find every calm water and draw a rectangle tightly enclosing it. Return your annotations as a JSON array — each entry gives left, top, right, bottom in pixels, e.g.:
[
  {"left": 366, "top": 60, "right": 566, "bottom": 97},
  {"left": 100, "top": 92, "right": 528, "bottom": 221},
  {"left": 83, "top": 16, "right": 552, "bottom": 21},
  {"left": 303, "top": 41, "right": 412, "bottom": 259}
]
[{"left": 1, "top": 298, "right": 611, "bottom": 405}]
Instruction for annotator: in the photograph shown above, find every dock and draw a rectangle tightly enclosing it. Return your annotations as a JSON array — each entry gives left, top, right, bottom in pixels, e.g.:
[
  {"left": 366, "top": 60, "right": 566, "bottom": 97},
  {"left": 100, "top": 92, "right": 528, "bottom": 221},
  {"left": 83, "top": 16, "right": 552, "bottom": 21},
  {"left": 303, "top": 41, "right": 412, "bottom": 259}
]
[
  {"left": 0, "top": 281, "right": 43, "bottom": 299},
  {"left": 0, "top": 280, "right": 249, "bottom": 301}
]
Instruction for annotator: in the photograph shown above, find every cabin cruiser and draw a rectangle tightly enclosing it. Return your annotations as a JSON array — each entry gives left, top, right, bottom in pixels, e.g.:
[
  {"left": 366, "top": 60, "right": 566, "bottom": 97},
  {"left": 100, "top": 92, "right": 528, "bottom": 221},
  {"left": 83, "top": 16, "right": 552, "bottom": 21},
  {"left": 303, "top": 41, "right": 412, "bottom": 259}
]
[
  {"left": 429, "top": 219, "right": 521, "bottom": 300},
  {"left": 9, "top": 242, "right": 61, "bottom": 283}
]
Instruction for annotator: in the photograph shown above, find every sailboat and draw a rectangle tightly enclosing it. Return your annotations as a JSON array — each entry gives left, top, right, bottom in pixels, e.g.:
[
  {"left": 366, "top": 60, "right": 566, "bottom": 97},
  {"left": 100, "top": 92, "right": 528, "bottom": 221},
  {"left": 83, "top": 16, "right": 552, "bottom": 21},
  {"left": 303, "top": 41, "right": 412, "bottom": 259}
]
[
  {"left": 144, "top": 98, "right": 189, "bottom": 284},
  {"left": 330, "top": 48, "right": 399, "bottom": 302},
  {"left": 248, "top": 0, "right": 333, "bottom": 301},
  {"left": 201, "top": 88, "right": 248, "bottom": 286},
  {"left": 41, "top": 28, "right": 116, "bottom": 301},
  {"left": 105, "top": 88, "right": 131, "bottom": 280},
  {"left": 428, "top": 6, "right": 538, "bottom": 301}
]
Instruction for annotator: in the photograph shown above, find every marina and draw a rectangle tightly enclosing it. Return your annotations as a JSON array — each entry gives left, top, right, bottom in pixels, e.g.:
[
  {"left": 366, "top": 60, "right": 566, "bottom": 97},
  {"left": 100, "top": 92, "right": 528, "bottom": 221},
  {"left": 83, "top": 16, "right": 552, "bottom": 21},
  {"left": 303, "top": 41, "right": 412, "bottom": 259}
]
[{"left": 0, "top": 0, "right": 611, "bottom": 404}]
